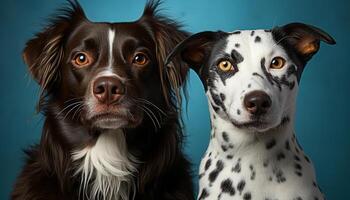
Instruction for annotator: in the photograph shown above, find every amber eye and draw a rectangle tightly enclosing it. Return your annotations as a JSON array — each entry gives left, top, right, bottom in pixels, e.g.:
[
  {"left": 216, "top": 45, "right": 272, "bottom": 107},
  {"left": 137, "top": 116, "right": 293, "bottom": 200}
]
[
  {"left": 72, "top": 52, "right": 92, "bottom": 68},
  {"left": 270, "top": 57, "right": 286, "bottom": 69},
  {"left": 218, "top": 60, "right": 233, "bottom": 72},
  {"left": 132, "top": 52, "right": 149, "bottom": 66}
]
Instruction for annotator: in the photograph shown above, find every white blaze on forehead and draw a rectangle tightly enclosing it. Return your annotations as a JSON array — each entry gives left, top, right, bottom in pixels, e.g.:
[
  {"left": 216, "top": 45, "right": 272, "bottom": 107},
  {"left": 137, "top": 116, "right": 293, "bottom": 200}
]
[{"left": 108, "top": 29, "right": 115, "bottom": 70}]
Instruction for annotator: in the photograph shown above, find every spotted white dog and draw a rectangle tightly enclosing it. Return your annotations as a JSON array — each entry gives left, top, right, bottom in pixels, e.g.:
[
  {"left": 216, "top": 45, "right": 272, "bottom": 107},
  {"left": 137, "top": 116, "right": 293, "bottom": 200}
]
[{"left": 165, "top": 23, "right": 335, "bottom": 200}]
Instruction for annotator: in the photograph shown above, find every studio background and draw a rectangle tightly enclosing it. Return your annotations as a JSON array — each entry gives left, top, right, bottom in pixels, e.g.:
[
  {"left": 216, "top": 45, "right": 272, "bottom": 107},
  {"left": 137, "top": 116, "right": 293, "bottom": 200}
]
[{"left": 1, "top": 0, "right": 349, "bottom": 199}]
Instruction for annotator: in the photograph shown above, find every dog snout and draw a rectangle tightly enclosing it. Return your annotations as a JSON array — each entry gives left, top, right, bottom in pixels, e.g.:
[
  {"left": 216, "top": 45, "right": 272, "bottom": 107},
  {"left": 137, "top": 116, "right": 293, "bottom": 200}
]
[
  {"left": 93, "top": 76, "right": 125, "bottom": 104},
  {"left": 244, "top": 91, "right": 272, "bottom": 116}
]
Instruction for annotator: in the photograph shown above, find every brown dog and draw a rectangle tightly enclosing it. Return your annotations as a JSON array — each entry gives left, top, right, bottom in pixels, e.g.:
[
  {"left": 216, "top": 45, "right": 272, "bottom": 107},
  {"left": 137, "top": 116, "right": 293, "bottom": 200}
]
[{"left": 12, "top": 1, "right": 193, "bottom": 199}]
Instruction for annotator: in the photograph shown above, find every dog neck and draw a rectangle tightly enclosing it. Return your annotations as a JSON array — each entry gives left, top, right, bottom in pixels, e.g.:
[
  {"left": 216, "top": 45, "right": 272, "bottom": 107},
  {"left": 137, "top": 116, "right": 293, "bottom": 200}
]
[
  {"left": 72, "top": 129, "right": 137, "bottom": 200},
  {"left": 207, "top": 105, "right": 299, "bottom": 160}
]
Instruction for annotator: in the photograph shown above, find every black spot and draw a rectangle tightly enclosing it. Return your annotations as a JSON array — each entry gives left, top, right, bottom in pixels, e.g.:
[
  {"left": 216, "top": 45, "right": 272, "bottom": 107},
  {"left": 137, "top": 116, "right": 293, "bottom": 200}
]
[
  {"left": 275, "top": 169, "right": 286, "bottom": 183},
  {"left": 231, "top": 49, "right": 244, "bottom": 63},
  {"left": 243, "top": 192, "right": 252, "bottom": 200},
  {"left": 248, "top": 83, "right": 251, "bottom": 88},
  {"left": 294, "top": 163, "right": 302, "bottom": 170},
  {"left": 228, "top": 144, "right": 234, "bottom": 149},
  {"left": 266, "top": 139, "right": 276, "bottom": 150},
  {"left": 199, "top": 173, "right": 204, "bottom": 179},
  {"left": 264, "top": 29, "right": 271, "bottom": 32},
  {"left": 222, "top": 131, "right": 229, "bottom": 142},
  {"left": 221, "top": 145, "right": 228, "bottom": 152},
  {"left": 295, "top": 171, "right": 303, "bottom": 176},
  {"left": 277, "top": 152, "right": 285, "bottom": 161},
  {"left": 209, "top": 160, "right": 224, "bottom": 183},
  {"left": 250, "top": 171, "right": 256, "bottom": 180},
  {"left": 232, "top": 161, "right": 241, "bottom": 173},
  {"left": 204, "top": 158, "right": 212, "bottom": 171},
  {"left": 285, "top": 140, "right": 290, "bottom": 150},
  {"left": 235, "top": 43, "right": 240, "bottom": 48},
  {"left": 304, "top": 155, "right": 311, "bottom": 163},
  {"left": 313, "top": 181, "right": 317, "bottom": 187},
  {"left": 237, "top": 180, "right": 246, "bottom": 194},
  {"left": 237, "top": 109, "right": 241, "bottom": 115},
  {"left": 232, "top": 31, "right": 241, "bottom": 34},
  {"left": 208, "top": 152, "right": 212, "bottom": 157},
  {"left": 226, "top": 154, "right": 234, "bottom": 159},
  {"left": 198, "top": 188, "right": 209, "bottom": 199},
  {"left": 250, "top": 30, "right": 255, "bottom": 36},
  {"left": 255, "top": 36, "right": 261, "bottom": 42},
  {"left": 220, "top": 93, "right": 226, "bottom": 101},
  {"left": 263, "top": 160, "right": 269, "bottom": 167},
  {"left": 294, "top": 197, "right": 303, "bottom": 200},
  {"left": 221, "top": 179, "right": 235, "bottom": 196},
  {"left": 294, "top": 155, "right": 300, "bottom": 161},
  {"left": 269, "top": 176, "right": 273, "bottom": 181}
]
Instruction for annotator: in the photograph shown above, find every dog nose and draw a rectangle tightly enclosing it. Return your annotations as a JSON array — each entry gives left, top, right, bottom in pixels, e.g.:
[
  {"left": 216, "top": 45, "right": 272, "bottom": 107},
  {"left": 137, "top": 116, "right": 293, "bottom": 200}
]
[
  {"left": 93, "top": 76, "right": 125, "bottom": 104},
  {"left": 244, "top": 91, "right": 272, "bottom": 115}
]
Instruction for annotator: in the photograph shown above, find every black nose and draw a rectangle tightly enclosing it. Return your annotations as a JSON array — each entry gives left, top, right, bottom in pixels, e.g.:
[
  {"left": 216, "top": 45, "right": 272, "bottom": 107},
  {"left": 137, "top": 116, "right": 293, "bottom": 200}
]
[
  {"left": 93, "top": 76, "right": 125, "bottom": 104},
  {"left": 244, "top": 91, "right": 272, "bottom": 115}
]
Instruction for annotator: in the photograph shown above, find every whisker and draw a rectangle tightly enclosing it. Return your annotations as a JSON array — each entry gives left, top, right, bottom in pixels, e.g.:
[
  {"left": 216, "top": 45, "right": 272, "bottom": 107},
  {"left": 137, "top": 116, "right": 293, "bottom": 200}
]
[
  {"left": 140, "top": 104, "right": 161, "bottom": 128},
  {"left": 63, "top": 97, "right": 83, "bottom": 104},
  {"left": 63, "top": 103, "right": 83, "bottom": 121},
  {"left": 136, "top": 105, "right": 157, "bottom": 131},
  {"left": 72, "top": 104, "right": 85, "bottom": 121},
  {"left": 134, "top": 98, "right": 167, "bottom": 116},
  {"left": 56, "top": 101, "right": 82, "bottom": 118}
]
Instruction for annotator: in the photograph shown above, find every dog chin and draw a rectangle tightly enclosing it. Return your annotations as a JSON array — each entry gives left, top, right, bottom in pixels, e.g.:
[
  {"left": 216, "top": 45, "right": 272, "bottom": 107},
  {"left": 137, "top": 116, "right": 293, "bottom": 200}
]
[{"left": 93, "top": 118, "right": 129, "bottom": 129}]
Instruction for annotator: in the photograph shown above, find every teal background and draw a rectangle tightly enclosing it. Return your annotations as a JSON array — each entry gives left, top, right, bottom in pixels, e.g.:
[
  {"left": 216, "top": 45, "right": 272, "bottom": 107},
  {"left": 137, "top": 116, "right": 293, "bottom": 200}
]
[{"left": 1, "top": 0, "right": 349, "bottom": 199}]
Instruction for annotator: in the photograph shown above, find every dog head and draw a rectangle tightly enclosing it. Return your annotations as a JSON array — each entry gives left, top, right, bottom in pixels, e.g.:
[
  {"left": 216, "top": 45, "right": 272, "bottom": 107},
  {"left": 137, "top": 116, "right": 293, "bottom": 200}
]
[
  {"left": 166, "top": 23, "right": 335, "bottom": 132},
  {"left": 23, "top": 0, "right": 188, "bottom": 130}
]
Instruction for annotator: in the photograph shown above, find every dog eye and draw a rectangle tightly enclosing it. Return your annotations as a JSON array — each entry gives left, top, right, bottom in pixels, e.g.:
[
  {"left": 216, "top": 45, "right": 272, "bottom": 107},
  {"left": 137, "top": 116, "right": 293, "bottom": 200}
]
[
  {"left": 270, "top": 57, "right": 286, "bottom": 69},
  {"left": 132, "top": 52, "right": 149, "bottom": 66},
  {"left": 218, "top": 60, "right": 233, "bottom": 72},
  {"left": 72, "top": 52, "right": 92, "bottom": 68}
]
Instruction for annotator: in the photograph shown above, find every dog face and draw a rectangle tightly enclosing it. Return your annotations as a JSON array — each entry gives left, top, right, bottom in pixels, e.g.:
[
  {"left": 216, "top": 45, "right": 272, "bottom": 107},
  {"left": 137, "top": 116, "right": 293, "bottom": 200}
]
[
  {"left": 24, "top": 1, "right": 187, "bottom": 131},
  {"left": 166, "top": 23, "right": 335, "bottom": 132}
]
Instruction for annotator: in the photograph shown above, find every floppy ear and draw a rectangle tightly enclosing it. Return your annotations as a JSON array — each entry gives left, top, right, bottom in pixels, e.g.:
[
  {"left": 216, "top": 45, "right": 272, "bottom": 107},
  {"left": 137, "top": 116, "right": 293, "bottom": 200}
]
[
  {"left": 164, "top": 31, "right": 223, "bottom": 75},
  {"left": 276, "top": 22, "right": 336, "bottom": 62},
  {"left": 23, "top": 0, "right": 86, "bottom": 91},
  {"left": 139, "top": 0, "right": 189, "bottom": 106}
]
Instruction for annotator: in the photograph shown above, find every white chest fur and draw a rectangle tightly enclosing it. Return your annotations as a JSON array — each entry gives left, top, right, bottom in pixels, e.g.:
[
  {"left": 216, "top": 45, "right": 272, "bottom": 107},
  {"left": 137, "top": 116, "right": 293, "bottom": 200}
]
[
  {"left": 72, "top": 129, "right": 137, "bottom": 200},
  {"left": 197, "top": 115, "right": 324, "bottom": 200}
]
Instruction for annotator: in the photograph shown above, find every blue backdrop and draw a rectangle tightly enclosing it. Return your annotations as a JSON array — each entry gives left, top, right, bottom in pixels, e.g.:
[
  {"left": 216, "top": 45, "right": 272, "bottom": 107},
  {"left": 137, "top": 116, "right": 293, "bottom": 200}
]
[{"left": 1, "top": 0, "right": 349, "bottom": 199}]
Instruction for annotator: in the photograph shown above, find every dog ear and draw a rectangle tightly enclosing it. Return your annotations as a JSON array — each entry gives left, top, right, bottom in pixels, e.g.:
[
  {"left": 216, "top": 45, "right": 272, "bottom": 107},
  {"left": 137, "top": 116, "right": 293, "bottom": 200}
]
[
  {"left": 276, "top": 23, "right": 336, "bottom": 62},
  {"left": 139, "top": 0, "right": 189, "bottom": 106},
  {"left": 23, "top": 0, "right": 86, "bottom": 91},
  {"left": 165, "top": 31, "right": 223, "bottom": 75}
]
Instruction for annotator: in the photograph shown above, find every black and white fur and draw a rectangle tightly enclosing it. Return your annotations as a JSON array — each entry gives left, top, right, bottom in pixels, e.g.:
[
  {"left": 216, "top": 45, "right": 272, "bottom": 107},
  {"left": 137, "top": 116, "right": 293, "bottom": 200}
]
[{"left": 165, "top": 23, "right": 335, "bottom": 200}]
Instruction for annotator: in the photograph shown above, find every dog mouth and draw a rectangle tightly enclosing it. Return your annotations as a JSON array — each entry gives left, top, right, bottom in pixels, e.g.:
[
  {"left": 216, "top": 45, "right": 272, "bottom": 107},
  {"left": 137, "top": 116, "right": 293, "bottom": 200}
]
[
  {"left": 230, "top": 116, "right": 289, "bottom": 132},
  {"left": 88, "top": 104, "right": 143, "bottom": 129}
]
